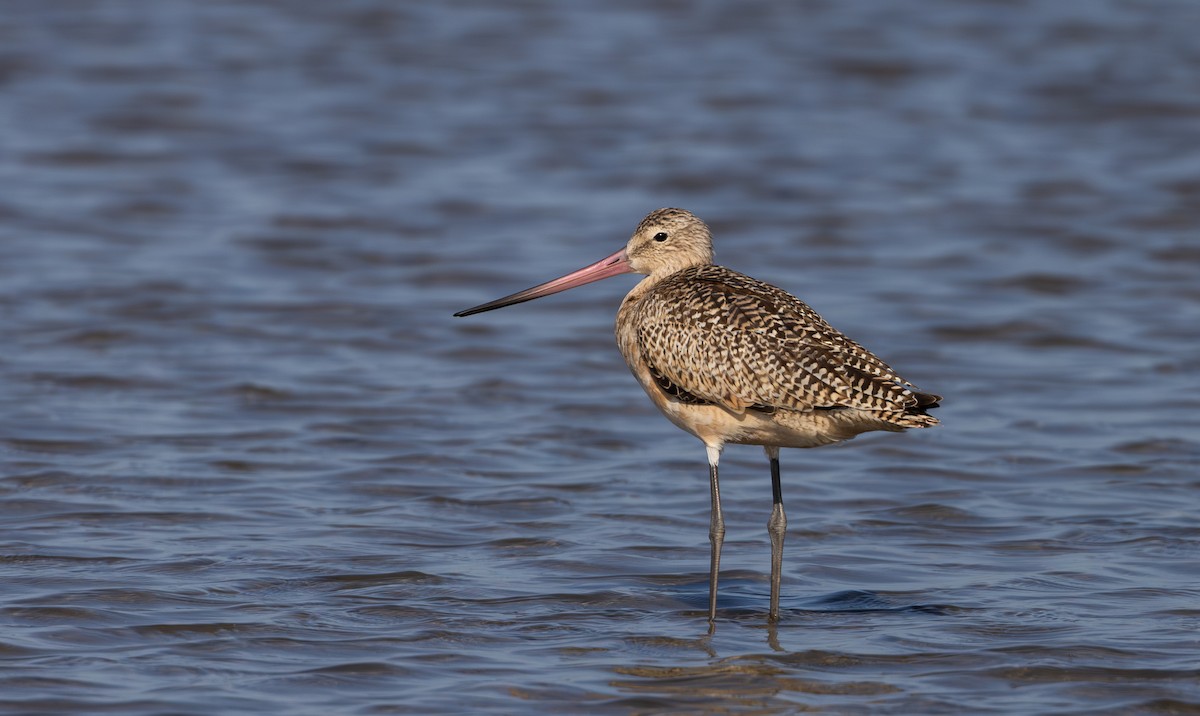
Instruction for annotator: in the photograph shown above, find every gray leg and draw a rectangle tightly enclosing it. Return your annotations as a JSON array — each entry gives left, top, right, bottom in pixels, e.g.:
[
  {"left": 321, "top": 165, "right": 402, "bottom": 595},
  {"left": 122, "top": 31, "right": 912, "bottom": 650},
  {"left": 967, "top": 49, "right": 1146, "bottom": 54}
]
[
  {"left": 706, "top": 444, "right": 725, "bottom": 622},
  {"left": 766, "top": 445, "right": 786, "bottom": 621}
]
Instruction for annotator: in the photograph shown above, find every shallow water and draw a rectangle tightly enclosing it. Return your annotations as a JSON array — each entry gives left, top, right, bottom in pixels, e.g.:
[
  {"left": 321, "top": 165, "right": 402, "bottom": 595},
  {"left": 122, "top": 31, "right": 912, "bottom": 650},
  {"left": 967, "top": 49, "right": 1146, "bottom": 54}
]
[{"left": 2, "top": 1, "right": 1199, "bottom": 713}]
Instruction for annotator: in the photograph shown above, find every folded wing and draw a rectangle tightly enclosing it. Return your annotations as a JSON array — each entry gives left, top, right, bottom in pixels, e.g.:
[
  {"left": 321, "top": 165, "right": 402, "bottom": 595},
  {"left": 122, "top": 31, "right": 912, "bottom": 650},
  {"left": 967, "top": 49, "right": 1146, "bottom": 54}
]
[{"left": 634, "top": 265, "right": 938, "bottom": 424}]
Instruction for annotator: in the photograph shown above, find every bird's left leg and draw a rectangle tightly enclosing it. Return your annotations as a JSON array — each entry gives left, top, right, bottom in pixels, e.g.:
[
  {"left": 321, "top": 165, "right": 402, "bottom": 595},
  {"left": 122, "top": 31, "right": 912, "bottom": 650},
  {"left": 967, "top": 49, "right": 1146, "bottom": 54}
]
[
  {"left": 765, "top": 445, "right": 786, "bottom": 621},
  {"left": 706, "top": 444, "right": 725, "bottom": 622}
]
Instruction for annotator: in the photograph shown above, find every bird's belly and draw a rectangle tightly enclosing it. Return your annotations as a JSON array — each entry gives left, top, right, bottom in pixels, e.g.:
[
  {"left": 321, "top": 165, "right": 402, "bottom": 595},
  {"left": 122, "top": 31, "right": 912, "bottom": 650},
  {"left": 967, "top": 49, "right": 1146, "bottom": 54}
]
[{"left": 640, "top": 384, "right": 898, "bottom": 449}]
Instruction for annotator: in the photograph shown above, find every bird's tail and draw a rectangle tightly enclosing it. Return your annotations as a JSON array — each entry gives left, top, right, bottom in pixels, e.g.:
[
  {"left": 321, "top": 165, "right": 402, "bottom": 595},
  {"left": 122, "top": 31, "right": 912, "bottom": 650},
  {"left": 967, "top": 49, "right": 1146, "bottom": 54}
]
[{"left": 898, "top": 390, "right": 941, "bottom": 427}]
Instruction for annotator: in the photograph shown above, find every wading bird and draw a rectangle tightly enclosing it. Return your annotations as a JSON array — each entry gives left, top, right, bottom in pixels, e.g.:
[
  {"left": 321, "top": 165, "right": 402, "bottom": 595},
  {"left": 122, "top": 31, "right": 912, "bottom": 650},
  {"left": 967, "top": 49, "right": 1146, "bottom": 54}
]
[{"left": 454, "top": 208, "right": 940, "bottom": 622}]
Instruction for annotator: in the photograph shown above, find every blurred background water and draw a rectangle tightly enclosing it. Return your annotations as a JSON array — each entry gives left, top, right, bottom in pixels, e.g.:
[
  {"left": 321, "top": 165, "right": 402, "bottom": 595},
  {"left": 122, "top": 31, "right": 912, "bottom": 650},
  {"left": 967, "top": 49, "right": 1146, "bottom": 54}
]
[{"left": 1, "top": 0, "right": 1199, "bottom": 713}]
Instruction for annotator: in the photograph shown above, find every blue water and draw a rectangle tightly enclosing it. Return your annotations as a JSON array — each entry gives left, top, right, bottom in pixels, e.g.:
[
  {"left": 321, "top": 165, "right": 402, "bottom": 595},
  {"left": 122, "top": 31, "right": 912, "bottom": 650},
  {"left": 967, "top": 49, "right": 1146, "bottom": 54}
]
[{"left": 2, "top": 1, "right": 1199, "bottom": 713}]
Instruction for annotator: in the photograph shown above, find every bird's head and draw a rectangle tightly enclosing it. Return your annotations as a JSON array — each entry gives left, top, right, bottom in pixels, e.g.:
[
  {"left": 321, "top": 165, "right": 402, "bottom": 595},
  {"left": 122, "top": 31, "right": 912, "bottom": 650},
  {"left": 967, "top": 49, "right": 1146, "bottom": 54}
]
[{"left": 625, "top": 208, "right": 715, "bottom": 277}]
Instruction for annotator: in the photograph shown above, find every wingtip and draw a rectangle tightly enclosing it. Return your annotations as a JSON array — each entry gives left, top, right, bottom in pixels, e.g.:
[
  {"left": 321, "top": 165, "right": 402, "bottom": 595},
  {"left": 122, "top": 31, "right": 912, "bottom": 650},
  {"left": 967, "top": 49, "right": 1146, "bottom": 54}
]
[{"left": 914, "top": 391, "right": 942, "bottom": 408}]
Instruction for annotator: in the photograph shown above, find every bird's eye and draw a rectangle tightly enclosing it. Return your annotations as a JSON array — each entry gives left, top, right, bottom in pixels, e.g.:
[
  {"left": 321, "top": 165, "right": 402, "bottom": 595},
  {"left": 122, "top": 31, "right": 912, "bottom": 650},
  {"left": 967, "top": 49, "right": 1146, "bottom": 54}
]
[{"left": 653, "top": 232, "right": 668, "bottom": 242}]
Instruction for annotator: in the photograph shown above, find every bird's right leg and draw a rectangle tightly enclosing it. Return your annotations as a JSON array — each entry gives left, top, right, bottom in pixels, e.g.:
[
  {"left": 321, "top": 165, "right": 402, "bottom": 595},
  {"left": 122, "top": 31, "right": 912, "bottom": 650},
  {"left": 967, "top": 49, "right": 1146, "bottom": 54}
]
[
  {"left": 706, "top": 444, "right": 725, "bottom": 622},
  {"left": 765, "top": 445, "right": 786, "bottom": 621}
]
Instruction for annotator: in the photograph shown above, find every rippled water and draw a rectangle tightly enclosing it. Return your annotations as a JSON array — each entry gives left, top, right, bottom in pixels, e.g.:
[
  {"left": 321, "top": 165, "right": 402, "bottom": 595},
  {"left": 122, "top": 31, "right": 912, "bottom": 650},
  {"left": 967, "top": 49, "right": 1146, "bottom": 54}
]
[{"left": 2, "top": 1, "right": 1199, "bottom": 713}]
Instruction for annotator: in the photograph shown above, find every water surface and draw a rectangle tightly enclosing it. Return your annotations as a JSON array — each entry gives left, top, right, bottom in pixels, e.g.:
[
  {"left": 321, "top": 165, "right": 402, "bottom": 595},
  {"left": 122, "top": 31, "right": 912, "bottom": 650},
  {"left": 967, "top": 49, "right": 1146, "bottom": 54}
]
[{"left": 2, "top": 1, "right": 1199, "bottom": 713}]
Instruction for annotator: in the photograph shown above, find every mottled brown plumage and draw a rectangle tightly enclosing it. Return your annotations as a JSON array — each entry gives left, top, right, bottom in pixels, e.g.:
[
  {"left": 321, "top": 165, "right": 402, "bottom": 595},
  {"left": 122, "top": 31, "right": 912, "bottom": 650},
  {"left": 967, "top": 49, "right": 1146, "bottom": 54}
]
[
  {"left": 454, "top": 207, "right": 941, "bottom": 623},
  {"left": 614, "top": 209, "right": 938, "bottom": 453},
  {"left": 626, "top": 263, "right": 939, "bottom": 428}
]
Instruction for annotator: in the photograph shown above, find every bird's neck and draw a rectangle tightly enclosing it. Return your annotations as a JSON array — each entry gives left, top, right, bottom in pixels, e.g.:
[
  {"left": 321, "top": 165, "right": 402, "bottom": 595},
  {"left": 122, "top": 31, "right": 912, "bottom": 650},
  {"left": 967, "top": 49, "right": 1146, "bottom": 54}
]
[
  {"left": 633, "top": 262, "right": 708, "bottom": 293},
  {"left": 618, "top": 263, "right": 705, "bottom": 317}
]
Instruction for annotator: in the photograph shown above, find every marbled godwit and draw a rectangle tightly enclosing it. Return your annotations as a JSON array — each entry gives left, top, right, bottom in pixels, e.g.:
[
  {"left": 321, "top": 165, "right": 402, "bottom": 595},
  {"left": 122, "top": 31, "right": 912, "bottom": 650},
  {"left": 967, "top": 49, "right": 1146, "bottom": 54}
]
[{"left": 454, "top": 208, "right": 940, "bottom": 621}]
